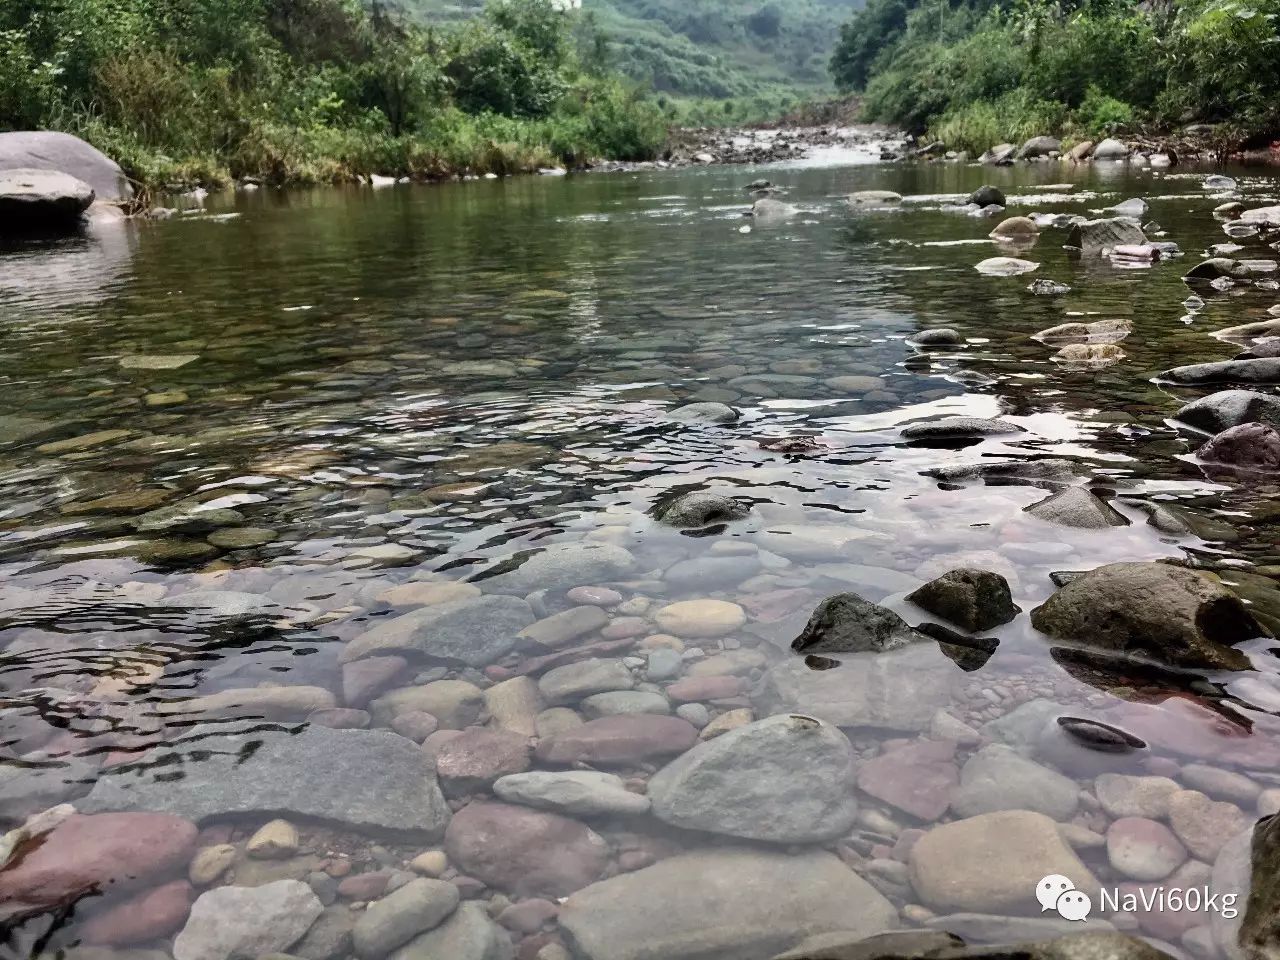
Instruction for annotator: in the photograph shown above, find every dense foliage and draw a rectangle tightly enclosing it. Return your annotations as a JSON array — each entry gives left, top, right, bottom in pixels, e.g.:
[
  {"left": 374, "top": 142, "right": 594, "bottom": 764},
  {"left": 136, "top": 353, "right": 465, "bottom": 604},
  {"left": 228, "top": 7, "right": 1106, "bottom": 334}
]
[
  {"left": 402, "top": 0, "right": 861, "bottom": 107},
  {"left": 0, "top": 0, "right": 668, "bottom": 186},
  {"left": 829, "top": 0, "right": 1280, "bottom": 151}
]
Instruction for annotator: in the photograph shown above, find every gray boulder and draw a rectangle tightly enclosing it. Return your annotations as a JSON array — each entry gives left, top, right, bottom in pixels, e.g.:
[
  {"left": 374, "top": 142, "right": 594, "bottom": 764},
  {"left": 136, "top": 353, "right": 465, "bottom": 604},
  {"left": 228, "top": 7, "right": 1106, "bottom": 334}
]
[
  {"left": 791, "top": 592, "right": 927, "bottom": 654},
  {"left": 1199, "top": 422, "right": 1280, "bottom": 472},
  {"left": 174, "top": 880, "right": 324, "bottom": 960},
  {"left": 951, "top": 744, "right": 1079, "bottom": 820},
  {"left": 1030, "top": 561, "right": 1263, "bottom": 670},
  {"left": 979, "top": 143, "right": 1017, "bottom": 165},
  {"left": 1157, "top": 358, "right": 1280, "bottom": 385},
  {"left": 480, "top": 543, "right": 636, "bottom": 594},
  {"left": 0, "top": 168, "right": 94, "bottom": 229},
  {"left": 908, "top": 568, "right": 1021, "bottom": 632},
  {"left": 751, "top": 197, "right": 799, "bottom": 219},
  {"left": 901, "top": 417, "right": 1024, "bottom": 440},
  {"left": 653, "top": 491, "right": 750, "bottom": 528},
  {"left": 1093, "top": 138, "right": 1130, "bottom": 160},
  {"left": 387, "top": 902, "right": 511, "bottom": 960},
  {"left": 908, "top": 328, "right": 964, "bottom": 346},
  {"left": 0, "top": 131, "right": 130, "bottom": 200},
  {"left": 1065, "top": 218, "right": 1147, "bottom": 254},
  {"left": 969, "top": 185, "right": 1005, "bottom": 208},
  {"left": 342, "top": 595, "right": 533, "bottom": 665},
  {"left": 1184, "top": 258, "right": 1251, "bottom": 282},
  {"left": 558, "top": 847, "right": 897, "bottom": 960},
  {"left": 81, "top": 726, "right": 451, "bottom": 839},
  {"left": 353, "top": 879, "right": 459, "bottom": 959},
  {"left": 1174, "top": 391, "right": 1280, "bottom": 433},
  {"left": 1023, "top": 487, "right": 1129, "bottom": 529},
  {"left": 648, "top": 714, "right": 859, "bottom": 842},
  {"left": 493, "top": 770, "right": 651, "bottom": 816},
  {"left": 1017, "top": 136, "right": 1062, "bottom": 159},
  {"left": 847, "top": 190, "right": 902, "bottom": 206},
  {"left": 667, "top": 401, "right": 739, "bottom": 424}
]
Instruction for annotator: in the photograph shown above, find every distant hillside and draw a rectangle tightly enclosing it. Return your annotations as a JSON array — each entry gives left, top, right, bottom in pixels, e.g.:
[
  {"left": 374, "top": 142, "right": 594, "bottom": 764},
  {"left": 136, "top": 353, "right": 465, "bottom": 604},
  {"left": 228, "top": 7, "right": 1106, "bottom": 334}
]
[{"left": 396, "top": 0, "right": 864, "bottom": 102}]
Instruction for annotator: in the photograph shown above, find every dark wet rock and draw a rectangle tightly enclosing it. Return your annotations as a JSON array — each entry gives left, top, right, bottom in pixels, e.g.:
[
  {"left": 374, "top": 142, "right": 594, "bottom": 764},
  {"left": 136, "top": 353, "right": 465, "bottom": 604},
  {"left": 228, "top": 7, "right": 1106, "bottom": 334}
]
[
  {"left": 1184, "top": 258, "right": 1252, "bottom": 283},
  {"left": 444, "top": 801, "right": 607, "bottom": 898},
  {"left": 1236, "top": 340, "right": 1280, "bottom": 360},
  {"left": 969, "top": 185, "right": 1006, "bottom": 208},
  {"left": 493, "top": 770, "right": 650, "bottom": 816},
  {"left": 1024, "top": 487, "right": 1129, "bottom": 528},
  {"left": 908, "top": 328, "right": 964, "bottom": 346},
  {"left": 907, "top": 568, "right": 1021, "bottom": 632},
  {"left": 1030, "top": 561, "right": 1264, "bottom": 671},
  {"left": 480, "top": 543, "right": 637, "bottom": 594},
  {"left": 80, "top": 726, "right": 452, "bottom": 839},
  {"left": 855, "top": 738, "right": 959, "bottom": 822},
  {"left": 1160, "top": 358, "right": 1280, "bottom": 385},
  {"left": 1065, "top": 218, "right": 1147, "bottom": 254},
  {"left": 652, "top": 491, "right": 751, "bottom": 528},
  {"left": 341, "top": 595, "right": 534, "bottom": 666},
  {"left": 916, "top": 623, "right": 1000, "bottom": 671},
  {"left": 901, "top": 417, "right": 1024, "bottom": 440},
  {"left": 1033, "top": 319, "right": 1131, "bottom": 344},
  {"left": 0, "top": 812, "right": 197, "bottom": 911},
  {"left": 1238, "top": 814, "right": 1280, "bottom": 960},
  {"left": 1199, "top": 422, "right": 1280, "bottom": 473},
  {"left": 558, "top": 847, "right": 896, "bottom": 960},
  {"left": 1175, "top": 390, "right": 1280, "bottom": 433},
  {"left": 0, "top": 130, "right": 131, "bottom": 201},
  {"left": 791, "top": 592, "right": 927, "bottom": 654},
  {"left": 1018, "top": 136, "right": 1061, "bottom": 159},
  {"left": 1214, "top": 319, "right": 1280, "bottom": 344},
  {"left": 535, "top": 714, "right": 698, "bottom": 765},
  {"left": 924, "top": 459, "right": 1083, "bottom": 489},
  {"left": 979, "top": 143, "right": 1017, "bottom": 165},
  {"left": 1057, "top": 717, "right": 1146, "bottom": 753},
  {"left": 647, "top": 714, "right": 858, "bottom": 843},
  {"left": 667, "top": 401, "right": 739, "bottom": 424},
  {"left": 1028, "top": 278, "right": 1071, "bottom": 295},
  {"left": 386, "top": 902, "right": 511, "bottom": 960},
  {"left": 0, "top": 167, "right": 94, "bottom": 229}
]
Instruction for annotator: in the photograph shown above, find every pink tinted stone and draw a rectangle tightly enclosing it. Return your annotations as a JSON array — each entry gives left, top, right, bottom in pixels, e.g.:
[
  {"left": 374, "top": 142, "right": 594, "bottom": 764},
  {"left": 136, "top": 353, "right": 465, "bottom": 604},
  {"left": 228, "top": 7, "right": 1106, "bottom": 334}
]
[
  {"left": 567, "top": 587, "right": 623, "bottom": 607},
  {"left": 665, "top": 676, "right": 742, "bottom": 702},
  {"left": 391, "top": 710, "right": 440, "bottom": 742},
  {"left": 435, "top": 729, "right": 532, "bottom": 796},
  {"left": 601, "top": 618, "right": 649, "bottom": 640},
  {"left": 1199, "top": 422, "right": 1280, "bottom": 472},
  {"left": 337, "top": 870, "right": 391, "bottom": 900},
  {"left": 737, "top": 588, "right": 815, "bottom": 622},
  {"left": 81, "top": 880, "right": 193, "bottom": 945},
  {"left": 535, "top": 715, "right": 699, "bottom": 766},
  {"left": 855, "top": 739, "right": 959, "bottom": 822},
  {"left": 445, "top": 802, "right": 607, "bottom": 898},
  {"left": 342, "top": 655, "right": 408, "bottom": 707},
  {"left": 1107, "top": 817, "right": 1188, "bottom": 881},
  {"left": 0, "top": 813, "right": 197, "bottom": 909},
  {"left": 308, "top": 707, "right": 370, "bottom": 729},
  {"left": 497, "top": 898, "right": 560, "bottom": 933}
]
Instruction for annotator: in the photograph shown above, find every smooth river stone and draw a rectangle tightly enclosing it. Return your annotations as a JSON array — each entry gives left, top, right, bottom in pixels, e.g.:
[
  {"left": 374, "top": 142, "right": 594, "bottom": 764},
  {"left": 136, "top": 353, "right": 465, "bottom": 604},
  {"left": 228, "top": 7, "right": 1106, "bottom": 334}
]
[
  {"left": 173, "top": 879, "right": 323, "bottom": 960},
  {"left": 342, "top": 595, "right": 534, "bottom": 666},
  {"left": 434, "top": 729, "right": 532, "bottom": 796},
  {"left": 493, "top": 770, "right": 651, "bottom": 816},
  {"left": 79, "top": 726, "right": 451, "bottom": 839},
  {"left": 558, "top": 847, "right": 897, "bottom": 960},
  {"left": 855, "top": 739, "right": 959, "bottom": 822},
  {"left": 654, "top": 599, "right": 746, "bottom": 637},
  {"left": 481, "top": 543, "right": 638, "bottom": 594},
  {"left": 536, "top": 715, "right": 699, "bottom": 765}
]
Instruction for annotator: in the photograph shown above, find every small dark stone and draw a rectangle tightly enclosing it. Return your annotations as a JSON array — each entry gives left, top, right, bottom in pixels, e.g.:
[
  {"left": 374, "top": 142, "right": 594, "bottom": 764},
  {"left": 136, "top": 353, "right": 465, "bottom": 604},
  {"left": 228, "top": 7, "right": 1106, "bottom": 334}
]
[
  {"left": 1056, "top": 716, "right": 1147, "bottom": 753},
  {"left": 907, "top": 568, "right": 1021, "bottom": 632},
  {"left": 792, "top": 593, "right": 927, "bottom": 654}
]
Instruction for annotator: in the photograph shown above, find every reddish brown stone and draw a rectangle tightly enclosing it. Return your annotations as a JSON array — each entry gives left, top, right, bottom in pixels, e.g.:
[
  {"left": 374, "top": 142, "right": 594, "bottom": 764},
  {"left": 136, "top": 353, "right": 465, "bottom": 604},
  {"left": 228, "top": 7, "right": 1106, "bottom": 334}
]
[
  {"left": 497, "top": 898, "right": 559, "bottom": 934},
  {"left": 855, "top": 739, "right": 959, "bottom": 822},
  {"left": 81, "top": 880, "right": 192, "bottom": 945},
  {"left": 600, "top": 618, "right": 648, "bottom": 640},
  {"left": 1199, "top": 422, "right": 1280, "bottom": 473},
  {"left": 0, "top": 813, "right": 197, "bottom": 909},
  {"left": 514, "top": 638, "right": 636, "bottom": 677},
  {"left": 337, "top": 870, "right": 391, "bottom": 900},
  {"left": 535, "top": 715, "right": 698, "bottom": 766},
  {"left": 435, "top": 729, "right": 532, "bottom": 796},
  {"left": 444, "top": 802, "right": 607, "bottom": 898},
  {"left": 664, "top": 676, "right": 742, "bottom": 702}
]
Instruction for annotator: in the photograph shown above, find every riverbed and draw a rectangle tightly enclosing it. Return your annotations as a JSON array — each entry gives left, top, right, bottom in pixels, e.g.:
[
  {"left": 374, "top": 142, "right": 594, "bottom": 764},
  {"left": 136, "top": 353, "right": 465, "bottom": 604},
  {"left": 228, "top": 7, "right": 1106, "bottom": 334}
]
[{"left": 2, "top": 152, "right": 1280, "bottom": 960}]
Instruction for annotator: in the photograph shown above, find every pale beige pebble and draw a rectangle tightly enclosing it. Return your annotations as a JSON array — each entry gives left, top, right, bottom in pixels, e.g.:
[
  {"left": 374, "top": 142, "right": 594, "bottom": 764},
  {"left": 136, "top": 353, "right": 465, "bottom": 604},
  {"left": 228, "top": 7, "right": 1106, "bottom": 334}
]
[
  {"left": 189, "top": 844, "right": 237, "bottom": 885},
  {"left": 636, "top": 634, "right": 685, "bottom": 653},
  {"left": 247, "top": 819, "right": 299, "bottom": 860},
  {"left": 1058, "top": 822, "right": 1107, "bottom": 851},
  {"left": 1258, "top": 788, "right": 1280, "bottom": 817},
  {"left": 1095, "top": 773, "right": 1181, "bottom": 819},
  {"left": 928, "top": 710, "right": 981, "bottom": 746},
  {"left": 372, "top": 680, "right": 483, "bottom": 729},
  {"left": 536, "top": 945, "right": 572, "bottom": 960},
  {"left": 376, "top": 581, "right": 481, "bottom": 607},
  {"left": 409, "top": 850, "right": 448, "bottom": 877},
  {"left": 485, "top": 676, "right": 545, "bottom": 737},
  {"left": 654, "top": 599, "right": 746, "bottom": 638},
  {"left": 617, "top": 597, "right": 650, "bottom": 616},
  {"left": 685, "top": 649, "right": 767, "bottom": 678},
  {"left": 698, "top": 708, "right": 754, "bottom": 740},
  {"left": 1168, "top": 790, "right": 1249, "bottom": 861},
  {"left": 535, "top": 707, "right": 584, "bottom": 738},
  {"left": 901, "top": 904, "right": 935, "bottom": 925}
]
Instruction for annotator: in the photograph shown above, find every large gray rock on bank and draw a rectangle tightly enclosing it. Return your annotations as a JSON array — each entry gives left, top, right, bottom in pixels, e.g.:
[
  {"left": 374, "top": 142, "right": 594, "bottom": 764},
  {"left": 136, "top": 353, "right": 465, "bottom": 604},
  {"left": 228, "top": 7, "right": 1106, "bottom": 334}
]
[
  {"left": 174, "top": 879, "right": 323, "bottom": 960},
  {"left": 81, "top": 726, "right": 451, "bottom": 839},
  {"left": 767, "top": 644, "right": 964, "bottom": 732},
  {"left": 0, "top": 131, "right": 130, "bottom": 201},
  {"left": 648, "top": 714, "right": 859, "bottom": 842},
  {"left": 1030, "top": 561, "right": 1262, "bottom": 671},
  {"left": 1175, "top": 390, "right": 1280, "bottom": 434},
  {"left": 480, "top": 543, "right": 637, "bottom": 594},
  {"left": 558, "top": 847, "right": 897, "bottom": 960},
  {"left": 0, "top": 168, "right": 94, "bottom": 228},
  {"left": 342, "top": 595, "right": 534, "bottom": 665}
]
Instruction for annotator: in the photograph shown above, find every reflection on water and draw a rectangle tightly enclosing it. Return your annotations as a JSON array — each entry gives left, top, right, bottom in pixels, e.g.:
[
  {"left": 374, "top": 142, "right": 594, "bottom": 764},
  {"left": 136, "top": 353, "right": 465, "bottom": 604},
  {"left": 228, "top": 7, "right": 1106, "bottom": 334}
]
[{"left": 1, "top": 159, "right": 1280, "bottom": 960}]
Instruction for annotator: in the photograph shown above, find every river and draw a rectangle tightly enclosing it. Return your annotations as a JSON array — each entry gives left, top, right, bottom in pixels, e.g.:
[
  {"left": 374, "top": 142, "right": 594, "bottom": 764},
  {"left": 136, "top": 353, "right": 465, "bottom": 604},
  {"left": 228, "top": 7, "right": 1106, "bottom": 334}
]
[{"left": 1, "top": 151, "right": 1279, "bottom": 960}]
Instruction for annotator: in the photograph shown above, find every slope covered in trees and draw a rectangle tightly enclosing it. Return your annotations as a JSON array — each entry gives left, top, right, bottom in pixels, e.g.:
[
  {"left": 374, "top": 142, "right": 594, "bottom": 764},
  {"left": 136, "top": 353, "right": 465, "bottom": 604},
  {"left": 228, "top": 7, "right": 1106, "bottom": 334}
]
[
  {"left": 829, "top": 0, "right": 1280, "bottom": 151},
  {"left": 0, "top": 0, "right": 667, "bottom": 186}
]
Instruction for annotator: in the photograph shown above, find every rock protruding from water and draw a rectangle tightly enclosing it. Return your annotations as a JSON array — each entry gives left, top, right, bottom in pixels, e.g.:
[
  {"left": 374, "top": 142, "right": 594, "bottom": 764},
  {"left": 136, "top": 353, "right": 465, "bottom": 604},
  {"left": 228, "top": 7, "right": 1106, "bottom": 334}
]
[
  {"left": 970, "top": 185, "right": 1006, "bottom": 208},
  {"left": 647, "top": 714, "right": 858, "bottom": 843},
  {"left": 0, "top": 168, "right": 94, "bottom": 231},
  {"left": 1018, "top": 136, "right": 1061, "bottom": 159},
  {"left": 558, "top": 847, "right": 897, "bottom": 960},
  {"left": 976, "top": 257, "right": 1039, "bottom": 276},
  {"left": 901, "top": 417, "right": 1025, "bottom": 440},
  {"left": 652, "top": 491, "right": 750, "bottom": 528},
  {"left": 667, "top": 401, "right": 739, "bottom": 424},
  {"left": 991, "top": 216, "right": 1038, "bottom": 239},
  {"left": 1033, "top": 319, "right": 1131, "bottom": 344},
  {"left": 908, "top": 568, "right": 1021, "bottom": 632},
  {"left": 1157, "top": 358, "right": 1280, "bottom": 385},
  {"left": 847, "top": 190, "right": 902, "bottom": 206},
  {"left": 0, "top": 131, "right": 131, "bottom": 200},
  {"left": 1198, "top": 422, "right": 1280, "bottom": 472},
  {"left": 1065, "top": 218, "right": 1147, "bottom": 254},
  {"left": 81, "top": 726, "right": 452, "bottom": 839},
  {"left": 1184, "top": 258, "right": 1252, "bottom": 283},
  {"left": 1030, "top": 561, "right": 1263, "bottom": 670},
  {"left": 1024, "top": 487, "right": 1129, "bottom": 528},
  {"left": 792, "top": 592, "right": 927, "bottom": 654},
  {"left": 908, "top": 328, "right": 964, "bottom": 346},
  {"left": 750, "top": 197, "right": 799, "bottom": 219},
  {"left": 1093, "top": 138, "right": 1131, "bottom": 160}
]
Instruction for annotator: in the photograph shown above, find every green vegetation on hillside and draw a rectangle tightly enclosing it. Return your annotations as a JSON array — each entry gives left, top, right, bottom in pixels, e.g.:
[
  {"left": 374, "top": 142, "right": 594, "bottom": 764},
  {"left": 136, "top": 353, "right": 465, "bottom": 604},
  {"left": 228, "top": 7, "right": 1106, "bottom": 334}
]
[
  {"left": 0, "top": 0, "right": 667, "bottom": 187},
  {"left": 829, "top": 0, "right": 1280, "bottom": 152},
  {"left": 399, "top": 0, "right": 862, "bottom": 112}
]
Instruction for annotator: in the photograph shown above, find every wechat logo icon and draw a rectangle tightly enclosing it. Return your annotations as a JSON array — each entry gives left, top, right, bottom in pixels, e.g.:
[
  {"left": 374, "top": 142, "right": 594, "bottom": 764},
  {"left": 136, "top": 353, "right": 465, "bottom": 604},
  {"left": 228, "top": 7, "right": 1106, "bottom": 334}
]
[{"left": 1037, "top": 875, "right": 1092, "bottom": 922}]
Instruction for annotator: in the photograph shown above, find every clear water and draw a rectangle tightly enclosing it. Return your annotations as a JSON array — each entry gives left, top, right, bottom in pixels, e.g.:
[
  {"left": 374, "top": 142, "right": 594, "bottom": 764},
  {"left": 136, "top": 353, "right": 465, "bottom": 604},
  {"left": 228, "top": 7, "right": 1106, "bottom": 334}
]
[{"left": 2, "top": 155, "right": 1279, "bottom": 960}]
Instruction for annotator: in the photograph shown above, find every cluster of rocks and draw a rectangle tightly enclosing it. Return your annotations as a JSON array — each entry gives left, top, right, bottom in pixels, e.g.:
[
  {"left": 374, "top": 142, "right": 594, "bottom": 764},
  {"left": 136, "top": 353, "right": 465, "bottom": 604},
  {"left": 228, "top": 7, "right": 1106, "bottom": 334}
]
[{"left": 663, "top": 125, "right": 902, "bottom": 167}]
